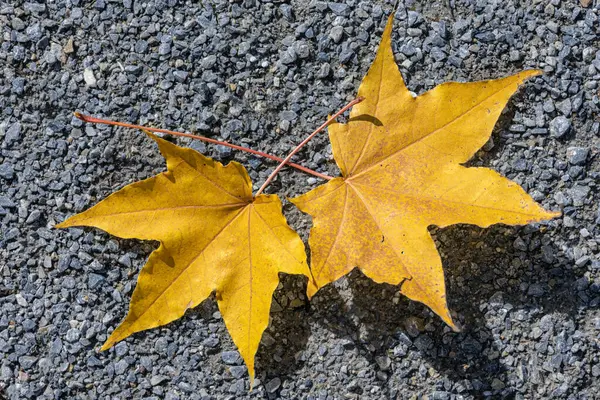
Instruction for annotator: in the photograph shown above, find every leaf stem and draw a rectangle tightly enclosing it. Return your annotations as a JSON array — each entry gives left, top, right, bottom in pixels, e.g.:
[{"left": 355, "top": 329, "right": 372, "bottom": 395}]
[
  {"left": 255, "top": 96, "right": 364, "bottom": 197},
  {"left": 73, "top": 113, "right": 333, "bottom": 181}
]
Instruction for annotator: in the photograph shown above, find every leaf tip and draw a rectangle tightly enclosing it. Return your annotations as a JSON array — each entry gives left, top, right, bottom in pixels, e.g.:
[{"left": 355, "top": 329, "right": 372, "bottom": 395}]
[
  {"left": 449, "top": 321, "right": 462, "bottom": 333},
  {"left": 547, "top": 210, "right": 562, "bottom": 219},
  {"left": 520, "top": 69, "right": 543, "bottom": 81},
  {"left": 101, "top": 326, "right": 128, "bottom": 352},
  {"left": 530, "top": 69, "right": 543, "bottom": 77},
  {"left": 248, "top": 370, "right": 255, "bottom": 391},
  {"left": 54, "top": 221, "right": 67, "bottom": 229},
  {"left": 141, "top": 128, "right": 159, "bottom": 141},
  {"left": 55, "top": 216, "right": 78, "bottom": 230},
  {"left": 439, "top": 308, "right": 461, "bottom": 332},
  {"left": 306, "top": 281, "right": 319, "bottom": 300},
  {"left": 533, "top": 208, "right": 561, "bottom": 223},
  {"left": 99, "top": 340, "right": 114, "bottom": 352},
  {"left": 287, "top": 195, "right": 301, "bottom": 207}
]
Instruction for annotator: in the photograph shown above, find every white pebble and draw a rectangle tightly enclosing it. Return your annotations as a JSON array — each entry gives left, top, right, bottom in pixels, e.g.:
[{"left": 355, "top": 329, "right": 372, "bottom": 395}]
[
  {"left": 15, "top": 293, "right": 28, "bottom": 307},
  {"left": 83, "top": 68, "right": 97, "bottom": 87}
]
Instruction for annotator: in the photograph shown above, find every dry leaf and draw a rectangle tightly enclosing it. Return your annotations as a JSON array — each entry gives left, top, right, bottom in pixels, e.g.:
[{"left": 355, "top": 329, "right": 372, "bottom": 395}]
[
  {"left": 57, "top": 133, "right": 310, "bottom": 381},
  {"left": 291, "top": 15, "right": 560, "bottom": 328}
]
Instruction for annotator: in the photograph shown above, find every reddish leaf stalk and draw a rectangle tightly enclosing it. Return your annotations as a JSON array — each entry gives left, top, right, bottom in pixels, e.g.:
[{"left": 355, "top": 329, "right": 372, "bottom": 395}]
[
  {"left": 255, "top": 96, "right": 364, "bottom": 196},
  {"left": 73, "top": 113, "right": 332, "bottom": 181}
]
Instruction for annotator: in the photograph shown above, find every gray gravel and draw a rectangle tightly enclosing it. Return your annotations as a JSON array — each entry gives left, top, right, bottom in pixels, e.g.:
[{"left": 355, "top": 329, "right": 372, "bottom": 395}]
[{"left": 1, "top": 0, "right": 600, "bottom": 399}]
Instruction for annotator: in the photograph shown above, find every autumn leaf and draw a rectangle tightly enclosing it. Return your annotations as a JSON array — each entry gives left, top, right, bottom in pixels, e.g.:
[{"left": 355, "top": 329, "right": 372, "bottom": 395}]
[
  {"left": 57, "top": 133, "right": 310, "bottom": 382},
  {"left": 291, "top": 14, "right": 560, "bottom": 328}
]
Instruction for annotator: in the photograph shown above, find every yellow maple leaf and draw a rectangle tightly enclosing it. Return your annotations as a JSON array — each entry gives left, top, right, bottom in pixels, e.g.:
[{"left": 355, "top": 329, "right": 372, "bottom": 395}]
[
  {"left": 57, "top": 133, "right": 310, "bottom": 381},
  {"left": 291, "top": 15, "right": 560, "bottom": 328}
]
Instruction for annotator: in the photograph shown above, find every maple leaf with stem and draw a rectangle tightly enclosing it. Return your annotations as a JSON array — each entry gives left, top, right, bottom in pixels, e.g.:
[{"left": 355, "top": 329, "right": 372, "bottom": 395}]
[
  {"left": 291, "top": 14, "right": 560, "bottom": 328},
  {"left": 57, "top": 133, "right": 310, "bottom": 383}
]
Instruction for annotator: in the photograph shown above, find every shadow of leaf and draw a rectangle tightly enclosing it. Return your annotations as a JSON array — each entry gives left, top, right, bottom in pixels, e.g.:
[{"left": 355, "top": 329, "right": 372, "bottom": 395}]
[{"left": 348, "top": 114, "right": 384, "bottom": 127}]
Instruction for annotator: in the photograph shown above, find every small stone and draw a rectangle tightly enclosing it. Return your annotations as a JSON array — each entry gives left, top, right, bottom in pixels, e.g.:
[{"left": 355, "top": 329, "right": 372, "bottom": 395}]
[
  {"left": 318, "top": 63, "right": 331, "bottom": 78},
  {"left": 114, "top": 342, "right": 128, "bottom": 357},
  {"left": 173, "top": 70, "right": 188, "bottom": 82},
  {"left": 159, "top": 42, "right": 171, "bottom": 55},
  {"left": 65, "top": 328, "right": 80, "bottom": 343},
  {"left": 64, "top": 38, "right": 75, "bottom": 54},
  {"left": 543, "top": 99, "right": 555, "bottom": 113},
  {"left": 328, "top": 2, "right": 350, "bottom": 16},
  {"left": 557, "top": 99, "right": 572, "bottom": 116},
  {"left": 279, "top": 120, "right": 290, "bottom": 132},
  {"left": 87, "top": 356, "right": 102, "bottom": 367},
  {"left": 280, "top": 48, "right": 297, "bottom": 64},
  {"left": 294, "top": 41, "right": 310, "bottom": 59},
  {"left": 135, "top": 40, "right": 148, "bottom": 53},
  {"left": 568, "top": 185, "right": 590, "bottom": 207},
  {"left": 430, "top": 47, "right": 446, "bottom": 61},
  {"left": 154, "top": 337, "right": 168, "bottom": 353},
  {"left": 460, "top": 337, "right": 482, "bottom": 354},
  {"left": 229, "top": 365, "right": 247, "bottom": 379},
  {"left": 221, "top": 351, "right": 241, "bottom": 365},
  {"left": 201, "top": 55, "right": 217, "bottom": 69},
  {"left": 15, "top": 293, "right": 28, "bottom": 307},
  {"left": 407, "top": 28, "right": 422, "bottom": 37},
  {"left": 329, "top": 26, "right": 344, "bottom": 43},
  {"left": 178, "top": 382, "right": 194, "bottom": 393},
  {"left": 0, "top": 196, "right": 15, "bottom": 208},
  {"left": 12, "top": 78, "right": 25, "bottom": 94},
  {"left": 575, "top": 256, "right": 590, "bottom": 267},
  {"left": 229, "top": 379, "right": 245, "bottom": 394},
  {"left": 513, "top": 237, "right": 528, "bottom": 251},
  {"left": 12, "top": 17, "right": 25, "bottom": 30},
  {"left": 5, "top": 122, "right": 22, "bottom": 145},
  {"left": 151, "top": 375, "right": 168, "bottom": 386},
  {"left": 550, "top": 354, "right": 563, "bottom": 369},
  {"left": 261, "top": 332, "right": 276, "bottom": 347},
  {"left": 217, "top": 145, "right": 233, "bottom": 158},
  {"left": 509, "top": 50, "right": 521, "bottom": 61},
  {"left": 279, "top": 4, "right": 294, "bottom": 21},
  {"left": 203, "top": 336, "right": 219, "bottom": 348},
  {"left": 83, "top": 68, "right": 97, "bottom": 87},
  {"left": 25, "top": 210, "right": 41, "bottom": 224},
  {"left": 27, "top": 24, "right": 43, "bottom": 41},
  {"left": 88, "top": 273, "right": 105, "bottom": 289},
  {"left": 528, "top": 283, "right": 544, "bottom": 297},
  {"left": 114, "top": 359, "right": 128, "bottom": 375},
  {"left": 430, "top": 391, "right": 451, "bottom": 400},
  {"left": 118, "top": 254, "right": 132, "bottom": 267},
  {"left": 11, "top": 45, "right": 26, "bottom": 62},
  {"left": 491, "top": 378, "right": 505, "bottom": 390},
  {"left": 375, "top": 356, "right": 391, "bottom": 371},
  {"left": 24, "top": 2, "right": 46, "bottom": 13},
  {"left": 265, "top": 377, "right": 281, "bottom": 393},
  {"left": 279, "top": 110, "right": 297, "bottom": 121},
  {"left": 566, "top": 147, "right": 589, "bottom": 165},
  {"left": 339, "top": 47, "right": 355, "bottom": 63},
  {"left": 549, "top": 116, "right": 570, "bottom": 138},
  {"left": 19, "top": 356, "right": 38, "bottom": 369},
  {"left": 0, "top": 163, "right": 14, "bottom": 180},
  {"left": 331, "top": 343, "right": 344, "bottom": 355}
]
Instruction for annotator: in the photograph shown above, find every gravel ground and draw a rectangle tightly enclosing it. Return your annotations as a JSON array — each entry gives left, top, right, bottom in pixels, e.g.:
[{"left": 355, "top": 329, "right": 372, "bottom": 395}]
[{"left": 1, "top": 0, "right": 600, "bottom": 398}]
